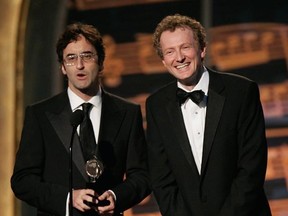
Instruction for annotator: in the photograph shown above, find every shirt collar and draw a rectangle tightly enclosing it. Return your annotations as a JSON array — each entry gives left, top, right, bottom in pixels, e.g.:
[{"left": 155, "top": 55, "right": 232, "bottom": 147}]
[
  {"left": 67, "top": 87, "right": 102, "bottom": 111},
  {"left": 177, "top": 66, "right": 209, "bottom": 95}
]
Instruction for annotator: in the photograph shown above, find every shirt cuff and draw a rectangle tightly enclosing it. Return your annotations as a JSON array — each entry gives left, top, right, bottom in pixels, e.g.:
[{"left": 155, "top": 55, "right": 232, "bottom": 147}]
[{"left": 108, "top": 190, "right": 117, "bottom": 201}]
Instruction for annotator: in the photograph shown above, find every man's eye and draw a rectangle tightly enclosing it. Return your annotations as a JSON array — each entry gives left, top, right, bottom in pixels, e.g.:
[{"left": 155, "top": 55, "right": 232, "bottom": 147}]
[
  {"left": 183, "top": 45, "right": 192, "bottom": 50},
  {"left": 67, "top": 55, "right": 77, "bottom": 61},
  {"left": 164, "top": 50, "right": 173, "bottom": 56},
  {"left": 82, "top": 53, "right": 92, "bottom": 60}
]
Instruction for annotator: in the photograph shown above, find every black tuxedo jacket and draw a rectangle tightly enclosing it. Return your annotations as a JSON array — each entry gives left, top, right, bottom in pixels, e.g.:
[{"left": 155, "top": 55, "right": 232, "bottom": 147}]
[
  {"left": 11, "top": 90, "right": 150, "bottom": 216},
  {"left": 146, "top": 69, "right": 271, "bottom": 216}
]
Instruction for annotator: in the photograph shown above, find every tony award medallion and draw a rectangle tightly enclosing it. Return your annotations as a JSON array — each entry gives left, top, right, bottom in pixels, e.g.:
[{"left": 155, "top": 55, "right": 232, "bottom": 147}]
[{"left": 85, "top": 156, "right": 104, "bottom": 183}]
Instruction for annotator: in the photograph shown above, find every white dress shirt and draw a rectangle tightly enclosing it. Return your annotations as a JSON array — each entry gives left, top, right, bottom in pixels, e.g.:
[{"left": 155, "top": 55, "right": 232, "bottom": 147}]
[
  {"left": 65, "top": 87, "right": 102, "bottom": 216},
  {"left": 178, "top": 68, "right": 209, "bottom": 174},
  {"left": 68, "top": 87, "right": 102, "bottom": 143}
]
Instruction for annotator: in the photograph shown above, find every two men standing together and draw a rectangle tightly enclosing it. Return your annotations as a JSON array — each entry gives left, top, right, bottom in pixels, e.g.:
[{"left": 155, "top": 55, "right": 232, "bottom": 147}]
[{"left": 11, "top": 14, "right": 271, "bottom": 216}]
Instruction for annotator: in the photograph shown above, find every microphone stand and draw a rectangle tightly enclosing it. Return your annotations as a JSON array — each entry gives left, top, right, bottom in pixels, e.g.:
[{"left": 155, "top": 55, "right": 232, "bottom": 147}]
[
  {"left": 69, "top": 110, "right": 84, "bottom": 216},
  {"left": 69, "top": 125, "right": 77, "bottom": 216}
]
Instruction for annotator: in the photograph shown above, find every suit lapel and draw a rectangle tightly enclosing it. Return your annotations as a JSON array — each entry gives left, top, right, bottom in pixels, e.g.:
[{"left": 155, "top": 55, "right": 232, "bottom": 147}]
[
  {"left": 98, "top": 91, "right": 126, "bottom": 155},
  {"left": 201, "top": 70, "right": 225, "bottom": 176},
  {"left": 164, "top": 83, "right": 199, "bottom": 174},
  {"left": 165, "top": 71, "right": 226, "bottom": 177},
  {"left": 46, "top": 92, "right": 88, "bottom": 181}
]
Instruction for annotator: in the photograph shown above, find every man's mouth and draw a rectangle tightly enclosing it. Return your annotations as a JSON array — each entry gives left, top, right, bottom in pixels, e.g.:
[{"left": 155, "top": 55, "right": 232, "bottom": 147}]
[
  {"left": 176, "top": 63, "right": 189, "bottom": 69},
  {"left": 77, "top": 73, "right": 87, "bottom": 77}
]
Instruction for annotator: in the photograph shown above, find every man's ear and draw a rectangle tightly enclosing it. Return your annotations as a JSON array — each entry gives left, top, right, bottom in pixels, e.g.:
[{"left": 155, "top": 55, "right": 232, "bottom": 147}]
[
  {"left": 98, "top": 67, "right": 104, "bottom": 78},
  {"left": 61, "top": 64, "right": 67, "bottom": 75},
  {"left": 99, "top": 64, "right": 104, "bottom": 72},
  {"left": 200, "top": 47, "right": 206, "bottom": 59},
  {"left": 162, "top": 59, "right": 167, "bottom": 68}
]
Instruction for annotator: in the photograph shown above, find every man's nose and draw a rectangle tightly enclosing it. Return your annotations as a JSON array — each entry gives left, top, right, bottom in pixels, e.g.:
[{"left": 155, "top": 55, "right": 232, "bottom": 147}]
[
  {"left": 76, "top": 56, "right": 84, "bottom": 69},
  {"left": 175, "top": 50, "right": 185, "bottom": 62}
]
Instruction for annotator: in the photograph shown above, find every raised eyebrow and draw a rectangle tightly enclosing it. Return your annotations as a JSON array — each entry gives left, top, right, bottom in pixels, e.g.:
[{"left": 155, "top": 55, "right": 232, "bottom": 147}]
[
  {"left": 65, "top": 53, "right": 77, "bottom": 57},
  {"left": 65, "top": 51, "right": 94, "bottom": 56},
  {"left": 80, "top": 51, "right": 94, "bottom": 55},
  {"left": 163, "top": 48, "right": 174, "bottom": 53},
  {"left": 181, "top": 43, "right": 193, "bottom": 47}
]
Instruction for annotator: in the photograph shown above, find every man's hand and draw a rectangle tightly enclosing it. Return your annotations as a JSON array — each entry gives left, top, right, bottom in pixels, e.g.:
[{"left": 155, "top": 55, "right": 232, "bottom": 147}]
[
  {"left": 72, "top": 189, "right": 96, "bottom": 212},
  {"left": 97, "top": 190, "right": 116, "bottom": 216}
]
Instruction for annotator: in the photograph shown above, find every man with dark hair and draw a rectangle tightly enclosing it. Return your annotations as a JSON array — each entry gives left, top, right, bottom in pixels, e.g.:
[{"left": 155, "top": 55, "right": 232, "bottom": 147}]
[{"left": 11, "top": 22, "right": 150, "bottom": 216}]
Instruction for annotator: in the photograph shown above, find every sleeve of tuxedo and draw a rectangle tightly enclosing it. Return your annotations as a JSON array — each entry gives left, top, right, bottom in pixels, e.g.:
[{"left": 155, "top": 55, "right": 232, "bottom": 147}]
[
  {"left": 145, "top": 100, "right": 190, "bottom": 216},
  {"left": 111, "top": 105, "right": 151, "bottom": 212},
  {"left": 11, "top": 106, "right": 68, "bottom": 216},
  {"left": 219, "top": 82, "right": 270, "bottom": 216}
]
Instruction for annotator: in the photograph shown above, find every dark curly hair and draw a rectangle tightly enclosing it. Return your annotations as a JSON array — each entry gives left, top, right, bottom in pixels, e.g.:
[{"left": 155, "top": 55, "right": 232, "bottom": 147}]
[
  {"left": 56, "top": 22, "right": 105, "bottom": 70},
  {"left": 153, "top": 14, "right": 207, "bottom": 59}
]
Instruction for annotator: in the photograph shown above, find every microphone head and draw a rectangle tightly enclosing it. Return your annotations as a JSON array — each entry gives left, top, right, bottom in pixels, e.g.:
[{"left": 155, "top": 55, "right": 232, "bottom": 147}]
[{"left": 70, "top": 109, "right": 84, "bottom": 127}]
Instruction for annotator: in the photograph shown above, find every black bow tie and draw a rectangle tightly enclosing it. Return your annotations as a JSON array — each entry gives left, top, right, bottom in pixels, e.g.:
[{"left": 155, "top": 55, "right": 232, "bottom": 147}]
[{"left": 177, "top": 88, "right": 205, "bottom": 105}]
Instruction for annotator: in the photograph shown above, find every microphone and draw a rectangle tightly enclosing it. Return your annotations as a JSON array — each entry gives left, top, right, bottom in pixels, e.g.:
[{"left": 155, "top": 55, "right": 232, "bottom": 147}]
[{"left": 69, "top": 109, "right": 84, "bottom": 216}]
